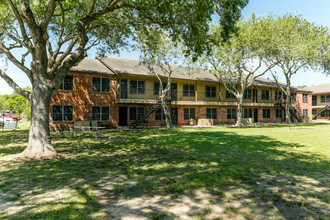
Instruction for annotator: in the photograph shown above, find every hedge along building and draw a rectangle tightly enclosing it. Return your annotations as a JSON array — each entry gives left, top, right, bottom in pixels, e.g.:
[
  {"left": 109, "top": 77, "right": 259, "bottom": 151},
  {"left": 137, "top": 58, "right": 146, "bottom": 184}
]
[
  {"left": 50, "top": 57, "right": 312, "bottom": 129},
  {"left": 305, "top": 83, "right": 330, "bottom": 120}
]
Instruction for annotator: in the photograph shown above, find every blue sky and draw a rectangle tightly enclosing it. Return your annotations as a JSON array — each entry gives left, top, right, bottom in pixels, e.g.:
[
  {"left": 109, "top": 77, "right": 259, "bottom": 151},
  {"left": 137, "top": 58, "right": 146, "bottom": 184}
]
[{"left": 0, "top": 0, "right": 330, "bottom": 94}]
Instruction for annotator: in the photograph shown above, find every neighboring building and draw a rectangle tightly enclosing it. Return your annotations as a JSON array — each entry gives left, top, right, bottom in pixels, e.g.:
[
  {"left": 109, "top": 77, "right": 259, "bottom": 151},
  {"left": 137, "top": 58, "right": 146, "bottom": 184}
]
[
  {"left": 50, "top": 57, "right": 312, "bottom": 129},
  {"left": 305, "top": 83, "right": 330, "bottom": 120}
]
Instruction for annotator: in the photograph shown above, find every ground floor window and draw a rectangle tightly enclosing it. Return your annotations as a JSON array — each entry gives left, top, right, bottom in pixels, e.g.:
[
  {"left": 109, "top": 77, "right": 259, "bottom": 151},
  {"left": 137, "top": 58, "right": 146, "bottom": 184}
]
[
  {"left": 312, "top": 110, "right": 316, "bottom": 115},
  {"left": 129, "top": 107, "right": 145, "bottom": 121},
  {"left": 263, "top": 109, "right": 270, "bottom": 119},
  {"left": 52, "top": 105, "right": 73, "bottom": 121},
  {"left": 184, "top": 108, "right": 195, "bottom": 120},
  {"left": 155, "top": 108, "right": 166, "bottom": 120},
  {"left": 227, "top": 108, "right": 236, "bottom": 119},
  {"left": 206, "top": 108, "right": 217, "bottom": 119},
  {"left": 243, "top": 109, "right": 252, "bottom": 118},
  {"left": 320, "top": 109, "right": 330, "bottom": 117},
  {"left": 303, "top": 109, "right": 308, "bottom": 118},
  {"left": 92, "top": 106, "right": 109, "bottom": 121},
  {"left": 276, "top": 109, "right": 283, "bottom": 118}
]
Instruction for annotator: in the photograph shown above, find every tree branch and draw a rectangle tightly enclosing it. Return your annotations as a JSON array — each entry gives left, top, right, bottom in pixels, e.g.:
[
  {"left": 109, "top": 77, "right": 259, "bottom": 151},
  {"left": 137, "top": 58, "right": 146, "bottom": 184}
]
[
  {"left": 0, "top": 69, "right": 31, "bottom": 100},
  {"left": 0, "top": 39, "right": 32, "bottom": 80},
  {"left": 40, "top": 0, "right": 57, "bottom": 30}
]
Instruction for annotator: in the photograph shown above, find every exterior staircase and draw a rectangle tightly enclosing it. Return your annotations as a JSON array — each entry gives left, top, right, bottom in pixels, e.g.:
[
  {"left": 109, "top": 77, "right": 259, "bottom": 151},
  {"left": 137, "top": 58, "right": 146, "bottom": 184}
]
[
  {"left": 131, "top": 101, "right": 162, "bottom": 129},
  {"left": 314, "top": 105, "right": 329, "bottom": 118}
]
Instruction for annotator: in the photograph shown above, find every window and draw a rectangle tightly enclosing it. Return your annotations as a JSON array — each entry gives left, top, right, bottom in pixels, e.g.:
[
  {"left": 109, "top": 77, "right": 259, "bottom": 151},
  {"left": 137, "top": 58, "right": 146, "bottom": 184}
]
[
  {"left": 52, "top": 105, "right": 73, "bottom": 121},
  {"left": 302, "top": 94, "right": 308, "bottom": 103},
  {"left": 154, "top": 82, "right": 167, "bottom": 95},
  {"left": 92, "top": 106, "right": 109, "bottom": 121},
  {"left": 275, "top": 91, "right": 282, "bottom": 100},
  {"left": 155, "top": 108, "right": 166, "bottom": 120},
  {"left": 129, "top": 107, "right": 145, "bottom": 121},
  {"left": 59, "top": 75, "right": 73, "bottom": 90},
  {"left": 321, "top": 95, "right": 330, "bottom": 103},
  {"left": 227, "top": 108, "right": 236, "bottom": 119},
  {"left": 261, "top": 90, "right": 269, "bottom": 100},
  {"left": 226, "top": 90, "right": 236, "bottom": 99},
  {"left": 243, "top": 89, "right": 252, "bottom": 99},
  {"left": 92, "top": 77, "right": 110, "bottom": 92},
  {"left": 244, "top": 109, "right": 252, "bottom": 118},
  {"left": 276, "top": 109, "right": 282, "bottom": 118},
  {"left": 263, "top": 109, "right": 270, "bottom": 118},
  {"left": 130, "top": 80, "right": 145, "bottom": 94},
  {"left": 184, "top": 108, "right": 195, "bottom": 120},
  {"left": 320, "top": 109, "right": 330, "bottom": 117},
  {"left": 206, "top": 108, "right": 217, "bottom": 119},
  {"left": 312, "top": 110, "right": 316, "bottom": 115},
  {"left": 206, "top": 86, "right": 216, "bottom": 98},
  {"left": 183, "top": 84, "right": 195, "bottom": 97},
  {"left": 303, "top": 109, "right": 308, "bottom": 118}
]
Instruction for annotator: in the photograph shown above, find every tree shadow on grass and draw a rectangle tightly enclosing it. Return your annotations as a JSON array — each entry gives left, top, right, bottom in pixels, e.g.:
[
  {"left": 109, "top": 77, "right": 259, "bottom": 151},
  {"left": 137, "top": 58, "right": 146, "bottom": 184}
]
[{"left": 0, "top": 128, "right": 329, "bottom": 219}]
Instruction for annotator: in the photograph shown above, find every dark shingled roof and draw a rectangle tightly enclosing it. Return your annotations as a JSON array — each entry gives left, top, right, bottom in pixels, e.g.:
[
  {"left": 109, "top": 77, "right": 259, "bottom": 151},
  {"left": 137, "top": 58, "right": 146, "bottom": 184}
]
[{"left": 305, "top": 83, "right": 330, "bottom": 94}]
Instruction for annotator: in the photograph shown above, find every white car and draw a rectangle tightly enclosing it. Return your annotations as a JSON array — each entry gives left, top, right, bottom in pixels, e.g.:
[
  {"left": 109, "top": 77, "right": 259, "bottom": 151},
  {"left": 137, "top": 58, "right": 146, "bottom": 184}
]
[{"left": 0, "top": 116, "right": 15, "bottom": 127}]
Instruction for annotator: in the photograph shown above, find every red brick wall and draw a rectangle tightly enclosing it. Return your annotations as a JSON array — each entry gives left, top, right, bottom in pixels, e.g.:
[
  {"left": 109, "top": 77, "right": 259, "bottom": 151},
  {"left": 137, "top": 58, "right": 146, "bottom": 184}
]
[
  {"left": 50, "top": 72, "right": 118, "bottom": 129},
  {"left": 295, "top": 92, "right": 312, "bottom": 118}
]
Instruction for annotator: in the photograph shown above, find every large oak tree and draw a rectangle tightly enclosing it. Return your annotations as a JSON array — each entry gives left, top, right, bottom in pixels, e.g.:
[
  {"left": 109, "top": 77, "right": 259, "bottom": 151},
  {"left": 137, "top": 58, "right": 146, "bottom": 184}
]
[{"left": 0, "top": 0, "right": 248, "bottom": 159}]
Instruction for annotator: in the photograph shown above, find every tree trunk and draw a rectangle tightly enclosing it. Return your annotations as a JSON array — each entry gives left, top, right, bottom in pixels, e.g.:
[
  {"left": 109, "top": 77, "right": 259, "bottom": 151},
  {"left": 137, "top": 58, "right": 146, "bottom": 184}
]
[
  {"left": 20, "top": 85, "right": 57, "bottom": 159},
  {"left": 162, "top": 102, "right": 172, "bottom": 129},
  {"left": 285, "top": 85, "right": 292, "bottom": 124},
  {"left": 235, "top": 94, "right": 243, "bottom": 127}
]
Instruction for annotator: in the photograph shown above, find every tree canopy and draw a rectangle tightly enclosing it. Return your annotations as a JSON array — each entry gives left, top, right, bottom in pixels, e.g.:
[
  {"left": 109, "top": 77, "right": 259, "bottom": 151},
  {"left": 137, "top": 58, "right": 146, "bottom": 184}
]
[{"left": 0, "top": 0, "right": 248, "bottom": 159}]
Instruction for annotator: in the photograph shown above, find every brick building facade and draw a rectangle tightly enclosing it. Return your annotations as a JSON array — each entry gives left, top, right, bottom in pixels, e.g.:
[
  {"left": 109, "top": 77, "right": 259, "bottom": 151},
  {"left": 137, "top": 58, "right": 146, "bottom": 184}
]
[{"left": 49, "top": 57, "right": 313, "bottom": 129}]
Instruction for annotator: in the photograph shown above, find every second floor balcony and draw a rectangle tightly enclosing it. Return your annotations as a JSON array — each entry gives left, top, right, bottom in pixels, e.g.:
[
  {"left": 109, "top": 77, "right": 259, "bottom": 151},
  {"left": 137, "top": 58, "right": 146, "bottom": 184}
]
[{"left": 116, "top": 88, "right": 276, "bottom": 106}]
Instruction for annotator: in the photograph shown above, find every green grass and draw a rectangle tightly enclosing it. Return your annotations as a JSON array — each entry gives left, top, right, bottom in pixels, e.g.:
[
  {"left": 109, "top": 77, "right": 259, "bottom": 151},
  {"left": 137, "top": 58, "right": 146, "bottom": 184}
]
[{"left": 0, "top": 122, "right": 329, "bottom": 219}]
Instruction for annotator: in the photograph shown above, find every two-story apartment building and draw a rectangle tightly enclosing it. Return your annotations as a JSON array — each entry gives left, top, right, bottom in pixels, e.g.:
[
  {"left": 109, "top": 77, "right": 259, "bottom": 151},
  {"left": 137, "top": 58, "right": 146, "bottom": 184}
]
[
  {"left": 50, "top": 57, "right": 312, "bottom": 129},
  {"left": 305, "top": 83, "right": 330, "bottom": 120}
]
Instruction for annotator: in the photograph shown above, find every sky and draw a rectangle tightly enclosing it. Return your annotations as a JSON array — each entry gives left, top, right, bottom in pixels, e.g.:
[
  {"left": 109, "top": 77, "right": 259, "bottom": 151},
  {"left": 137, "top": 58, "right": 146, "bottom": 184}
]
[{"left": 0, "top": 0, "right": 330, "bottom": 95}]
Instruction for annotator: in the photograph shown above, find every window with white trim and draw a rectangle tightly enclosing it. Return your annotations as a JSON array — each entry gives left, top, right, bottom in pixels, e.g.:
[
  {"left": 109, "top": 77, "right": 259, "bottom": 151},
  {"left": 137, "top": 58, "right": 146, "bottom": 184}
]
[
  {"left": 52, "top": 105, "right": 73, "bottom": 121},
  {"left": 92, "top": 106, "right": 110, "bottom": 121}
]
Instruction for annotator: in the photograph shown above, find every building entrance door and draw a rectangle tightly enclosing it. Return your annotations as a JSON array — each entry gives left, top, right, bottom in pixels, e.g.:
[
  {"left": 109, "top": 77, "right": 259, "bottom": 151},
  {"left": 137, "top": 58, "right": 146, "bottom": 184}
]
[
  {"left": 119, "top": 107, "right": 128, "bottom": 126},
  {"left": 170, "top": 108, "right": 178, "bottom": 125},
  {"left": 254, "top": 109, "right": 258, "bottom": 123}
]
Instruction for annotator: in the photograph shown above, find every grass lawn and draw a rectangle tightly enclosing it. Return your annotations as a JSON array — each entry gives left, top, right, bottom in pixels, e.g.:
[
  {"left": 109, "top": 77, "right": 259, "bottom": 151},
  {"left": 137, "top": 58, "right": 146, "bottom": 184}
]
[{"left": 0, "top": 122, "right": 329, "bottom": 219}]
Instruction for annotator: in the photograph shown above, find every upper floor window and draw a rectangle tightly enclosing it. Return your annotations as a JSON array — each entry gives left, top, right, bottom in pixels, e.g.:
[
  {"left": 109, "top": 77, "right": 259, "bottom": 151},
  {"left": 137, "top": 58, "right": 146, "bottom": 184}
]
[
  {"left": 130, "top": 80, "right": 145, "bottom": 94},
  {"left": 321, "top": 95, "right": 330, "bottom": 103},
  {"left": 92, "top": 106, "right": 109, "bottom": 121},
  {"left": 205, "top": 86, "right": 216, "bottom": 98},
  {"left": 243, "top": 89, "right": 252, "bottom": 99},
  {"left": 226, "top": 90, "right": 236, "bottom": 99},
  {"left": 275, "top": 91, "right": 282, "bottom": 100},
  {"left": 206, "top": 108, "right": 217, "bottom": 119},
  {"left": 52, "top": 105, "right": 73, "bottom": 122},
  {"left": 291, "top": 92, "right": 297, "bottom": 101},
  {"left": 59, "top": 75, "right": 74, "bottom": 91},
  {"left": 243, "top": 109, "right": 252, "bottom": 118},
  {"left": 154, "top": 82, "right": 167, "bottom": 95},
  {"left": 261, "top": 90, "right": 269, "bottom": 100},
  {"left": 263, "top": 109, "right": 270, "bottom": 118},
  {"left": 302, "top": 94, "right": 308, "bottom": 103},
  {"left": 183, "top": 84, "right": 195, "bottom": 97},
  {"left": 227, "top": 108, "right": 236, "bottom": 119},
  {"left": 184, "top": 108, "right": 195, "bottom": 120},
  {"left": 92, "top": 77, "right": 110, "bottom": 93}
]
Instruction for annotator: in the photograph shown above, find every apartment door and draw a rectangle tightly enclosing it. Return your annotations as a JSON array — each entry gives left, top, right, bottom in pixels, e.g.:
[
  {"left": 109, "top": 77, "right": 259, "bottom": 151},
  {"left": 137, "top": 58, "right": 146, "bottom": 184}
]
[
  {"left": 121, "top": 80, "right": 128, "bottom": 99},
  {"left": 171, "top": 84, "right": 177, "bottom": 101},
  {"left": 254, "top": 109, "right": 258, "bottom": 123},
  {"left": 312, "top": 96, "right": 317, "bottom": 106},
  {"left": 119, "top": 107, "right": 128, "bottom": 126},
  {"left": 170, "top": 108, "right": 178, "bottom": 125},
  {"left": 253, "top": 89, "right": 258, "bottom": 103}
]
